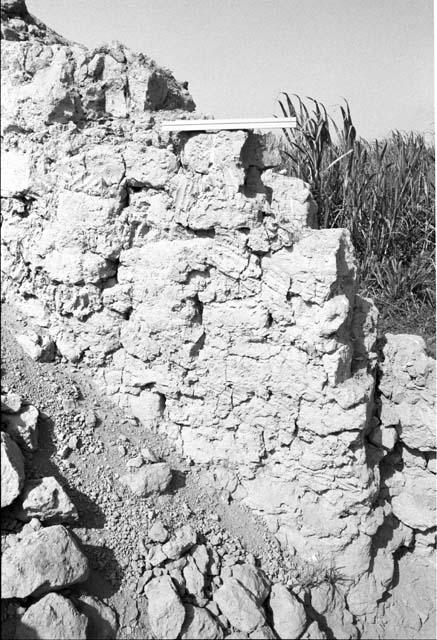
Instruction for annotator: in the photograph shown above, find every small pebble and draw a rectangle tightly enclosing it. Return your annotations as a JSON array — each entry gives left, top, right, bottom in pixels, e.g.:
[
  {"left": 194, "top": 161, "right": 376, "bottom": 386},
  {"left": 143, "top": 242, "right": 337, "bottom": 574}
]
[
  {"left": 126, "top": 455, "right": 144, "bottom": 469},
  {"left": 59, "top": 445, "right": 71, "bottom": 459},
  {"left": 68, "top": 435, "right": 79, "bottom": 450}
]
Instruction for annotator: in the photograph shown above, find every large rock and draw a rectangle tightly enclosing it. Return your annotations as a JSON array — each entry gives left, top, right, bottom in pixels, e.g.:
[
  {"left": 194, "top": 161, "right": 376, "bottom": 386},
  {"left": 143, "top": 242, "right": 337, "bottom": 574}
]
[
  {"left": 232, "top": 564, "right": 271, "bottom": 603},
  {"left": 213, "top": 578, "right": 265, "bottom": 633},
  {"left": 181, "top": 604, "right": 224, "bottom": 639},
  {"left": 15, "top": 476, "right": 78, "bottom": 522},
  {"left": 15, "top": 331, "right": 55, "bottom": 362},
  {"left": 384, "top": 456, "right": 436, "bottom": 531},
  {"left": 147, "top": 544, "right": 167, "bottom": 568},
  {"left": 162, "top": 525, "right": 197, "bottom": 560},
  {"left": 191, "top": 544, "right": 209, "bottom": 573},
  {"left": 124, "top": 145, "right": 179, "bottom": 188},
  {"left": 311, "top": 582, "right": 358, "bottom": 639},
  {"left": 269, "top": 584, "right": 307, "bottom": 640},
  {"left": 145, "top": 575, "right": 186, "bottom": 639},
  {"left": 1, "top": 431, "right": 25, "bottom": 507},
  {"left": 119, "top": 462, "right": 172, "bottom": 497},
  {"left": 148, "top": 519, "right": 169, "bottom": 543},
  {"left": 359, "top": 550, "right": 436, "bottom": 640},
  {"left": 379, "top": 334, "right": 435, "bottom": 451},
  {"left": 1, "top": 390, "right": 22, "bottom": 413},
  {"left": 2, "top": 403, "right": 39, "bottom": 450},
  {"left": 1, "top": 524, "right": 89, "bottom": 598},
  {"left": 75, "top": 594, "right": 118, "bottom": 640},
  {"left": 15, "top": 593, "right": 88, "bottom": 640},
  {"left": 183, "top": 556, "right": 205, "bottom": 598}
]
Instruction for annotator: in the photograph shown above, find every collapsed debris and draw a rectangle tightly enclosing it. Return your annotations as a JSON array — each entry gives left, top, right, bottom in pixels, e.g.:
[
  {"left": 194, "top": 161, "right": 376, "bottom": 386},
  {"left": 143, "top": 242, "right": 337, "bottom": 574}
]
[{"left": 0, "top": 0, "right": 435, "bottom": 638}]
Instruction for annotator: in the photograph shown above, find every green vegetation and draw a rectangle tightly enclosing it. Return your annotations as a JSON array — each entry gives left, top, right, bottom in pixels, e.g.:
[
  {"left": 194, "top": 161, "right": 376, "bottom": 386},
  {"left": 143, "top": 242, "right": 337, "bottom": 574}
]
[{"left": 278, "top": 94, "right": 435, "bottom": 353}]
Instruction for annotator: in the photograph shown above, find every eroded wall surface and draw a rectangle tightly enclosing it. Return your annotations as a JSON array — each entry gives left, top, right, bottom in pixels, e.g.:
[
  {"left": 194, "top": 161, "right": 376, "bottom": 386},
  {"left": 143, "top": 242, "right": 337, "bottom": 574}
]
[{"left": 1, "top": 1, "right": 435, "bottom": 635}]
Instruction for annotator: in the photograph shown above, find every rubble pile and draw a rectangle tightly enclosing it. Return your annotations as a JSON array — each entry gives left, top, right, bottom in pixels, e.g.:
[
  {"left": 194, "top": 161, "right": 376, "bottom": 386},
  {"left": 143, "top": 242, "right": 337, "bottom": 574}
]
[{"left": 1, "top": 1, "right": 435, "bottom": 638}]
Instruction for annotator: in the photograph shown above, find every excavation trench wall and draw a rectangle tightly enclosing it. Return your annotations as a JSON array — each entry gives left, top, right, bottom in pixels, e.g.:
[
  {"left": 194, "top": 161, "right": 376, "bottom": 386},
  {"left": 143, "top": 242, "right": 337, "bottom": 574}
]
[{"left": 1, "top": 1, "right": 435, "bottom": 636}]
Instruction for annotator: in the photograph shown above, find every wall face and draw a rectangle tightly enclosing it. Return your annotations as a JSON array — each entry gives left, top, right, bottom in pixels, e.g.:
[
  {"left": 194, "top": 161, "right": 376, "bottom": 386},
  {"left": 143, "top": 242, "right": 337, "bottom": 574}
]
[{"left": 1, "top": 2, "right": 435, "bottom": 634}]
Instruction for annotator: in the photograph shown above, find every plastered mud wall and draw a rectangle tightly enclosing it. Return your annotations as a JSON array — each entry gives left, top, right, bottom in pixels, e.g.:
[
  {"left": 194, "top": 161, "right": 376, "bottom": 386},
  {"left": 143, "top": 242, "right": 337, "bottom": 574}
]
[{"left": 1, "top": 1, "right": 435, "bottom": 635}]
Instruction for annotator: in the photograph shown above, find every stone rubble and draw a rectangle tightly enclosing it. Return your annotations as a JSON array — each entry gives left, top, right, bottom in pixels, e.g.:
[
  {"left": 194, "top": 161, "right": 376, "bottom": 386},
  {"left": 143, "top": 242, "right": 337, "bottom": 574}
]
[
  {"left": 149, "top": 519, "right": 170, "bottom": 543},
  {"left": 232, "top": 563, "right": 271, "bottom": 603},
  {"left": 74, "top": 594, "right": 118, "bottom": 640},
  {"left": 14, "top": 592, "right": 88, "bottom": 640},
  {"left": 269, "top": 582, "right": 307, "bottom": 639},
  {"left": 1, "top": 402, "right": 39, "bottom": 451},
  {"left": 14, "top": 475, "right": 79, "bottom": 522},
  {"left": 0, "top": 387, "right": 434, "bottom": 638},
  {"left": 162, "top": 524, "right": 197, "bottom": 561},
  {"left": 1, "top": 0, "right": 384, "bottom": 589},
  {"left": 379, "top": 334, "right": 435, "bottom": 451},
  {"left": 0, "top": 0, "right": 435, "bottom": 638},
  {"left": 213, "top": 578, "right": 266, "bottom": 633},
  {"left": 1, "top": 391, "right": 22, "bottom": 413},
  {"left": 0, "top": 427, "right": 317, "bottom": 640},
  {"left": 0, "top": 386, "right": 124, "bottom": 637},
  {"left": 119, "top": 461, "right": 173, "bottom": 497},
  {"left": 144, "top": 575, "right": 186, "bottom": 639},
  {"left": 1, "top": 431, "right": 25, "bottom": 507},
  {"left": 180, "top": 603, "right": 224, "bottom": 639},
  {"left": 1, "top": 524, "right": 90, "bottom": 598},
  {"left": 310, "top": 581, "right": 357, "bottom": 639},
  {"left": 15, "top": 330, "right": 56, "bottom": 362}
]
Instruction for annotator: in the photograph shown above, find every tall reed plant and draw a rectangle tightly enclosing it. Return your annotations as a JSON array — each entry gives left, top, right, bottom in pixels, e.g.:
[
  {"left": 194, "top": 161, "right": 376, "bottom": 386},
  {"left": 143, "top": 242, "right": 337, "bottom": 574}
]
[{"left": 278, "top": 93, "right": 435, "bottom": 338}]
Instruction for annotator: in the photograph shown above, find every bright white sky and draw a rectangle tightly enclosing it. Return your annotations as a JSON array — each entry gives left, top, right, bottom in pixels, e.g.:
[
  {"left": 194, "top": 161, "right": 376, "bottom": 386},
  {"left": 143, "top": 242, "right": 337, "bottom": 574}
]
[{"left": 27, "top": 0, "right": 434, "bottom": 140}]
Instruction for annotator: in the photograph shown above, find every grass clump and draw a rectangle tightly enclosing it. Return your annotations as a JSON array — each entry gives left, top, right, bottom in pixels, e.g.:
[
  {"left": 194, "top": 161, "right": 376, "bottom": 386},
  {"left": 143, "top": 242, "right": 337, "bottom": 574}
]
[
  {"left": 278, "top": 93, "right": 435, "bottom": 353},
  {"left": 288, "top": 552, "right": 353, "bottom": 593}
]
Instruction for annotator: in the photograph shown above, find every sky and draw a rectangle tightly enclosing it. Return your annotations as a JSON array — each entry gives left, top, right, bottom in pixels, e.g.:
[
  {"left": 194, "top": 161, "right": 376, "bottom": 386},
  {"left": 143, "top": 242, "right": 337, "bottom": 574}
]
[{"left": 27, "top": 0, "right": 434, "bottom": 140}]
